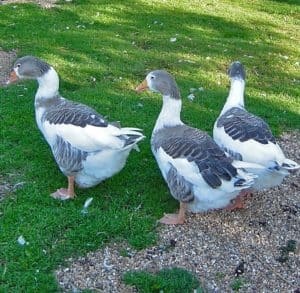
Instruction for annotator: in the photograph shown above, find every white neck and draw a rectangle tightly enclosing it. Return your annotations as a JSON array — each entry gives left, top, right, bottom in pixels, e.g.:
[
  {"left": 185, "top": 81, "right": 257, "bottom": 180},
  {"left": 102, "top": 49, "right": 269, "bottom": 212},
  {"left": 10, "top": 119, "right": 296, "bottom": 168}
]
[
  {"left": 35, "top": 67, "right": 59, "bottom": 100},
  {"left": 153, "top": 95, "right": 183, "bottom": 132},
  {"left": 221, "top": 78, "right": 245, "bottom": 115}
]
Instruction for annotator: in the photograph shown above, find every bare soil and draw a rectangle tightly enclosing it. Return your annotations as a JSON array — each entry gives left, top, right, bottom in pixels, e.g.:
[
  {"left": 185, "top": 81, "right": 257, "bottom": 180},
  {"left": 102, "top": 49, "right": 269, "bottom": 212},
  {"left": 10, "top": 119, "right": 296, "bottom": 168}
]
[
  {"left": 0, "top": 173, "right": 25, "bottom": 201},
  {"left": 0, "top": 49, "right": 17, "bottom": 86}
]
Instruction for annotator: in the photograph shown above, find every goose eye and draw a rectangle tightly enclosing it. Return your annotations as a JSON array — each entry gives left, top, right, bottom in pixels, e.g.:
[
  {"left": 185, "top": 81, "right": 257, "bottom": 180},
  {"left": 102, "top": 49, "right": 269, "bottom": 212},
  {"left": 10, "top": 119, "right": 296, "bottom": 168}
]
[
  {"left": 17, "top": 64, "right": 21, "bottom": 68},
  {"left": 150, "top": 76, "right": 154, "bottom": 80}
]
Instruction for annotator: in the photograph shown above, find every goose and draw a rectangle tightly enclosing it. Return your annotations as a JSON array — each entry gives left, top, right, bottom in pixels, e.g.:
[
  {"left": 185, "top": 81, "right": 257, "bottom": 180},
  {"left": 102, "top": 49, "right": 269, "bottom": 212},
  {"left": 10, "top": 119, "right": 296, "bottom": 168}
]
[
  {"left": 7, "top": 56, "right": 144, "bottom": 200},
  {"left": 136, "top": 70, "right": 258, "bottom": 225},
  {"left": 213, "top": 61, "right": 299, "bottom": 192}
]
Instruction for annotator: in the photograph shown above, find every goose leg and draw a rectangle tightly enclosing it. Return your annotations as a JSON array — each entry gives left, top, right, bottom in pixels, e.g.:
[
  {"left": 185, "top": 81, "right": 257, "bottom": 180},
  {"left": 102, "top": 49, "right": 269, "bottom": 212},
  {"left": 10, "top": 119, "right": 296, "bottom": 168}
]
[
  {"left": 50, "top": 176, "right": 76, "bottom": 200},
  {"left": 159, "top": 202, "right": 186, "bottom": 225},
  {"left": 225, "top": 188, "right": 254, "bottom": 211},
  {"left": 225, "top": 194, "right": 246, "bottom": 211},
  {"left": 239, "top": 189, "right": 253, "bottom": 199}
]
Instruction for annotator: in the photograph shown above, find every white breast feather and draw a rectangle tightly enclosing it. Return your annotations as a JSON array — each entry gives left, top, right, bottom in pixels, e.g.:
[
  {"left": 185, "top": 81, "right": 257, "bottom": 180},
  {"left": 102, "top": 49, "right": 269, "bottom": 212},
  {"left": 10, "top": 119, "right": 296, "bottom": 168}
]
[{"left": 35, "top": 107, "right": 46, "bottom": 132}]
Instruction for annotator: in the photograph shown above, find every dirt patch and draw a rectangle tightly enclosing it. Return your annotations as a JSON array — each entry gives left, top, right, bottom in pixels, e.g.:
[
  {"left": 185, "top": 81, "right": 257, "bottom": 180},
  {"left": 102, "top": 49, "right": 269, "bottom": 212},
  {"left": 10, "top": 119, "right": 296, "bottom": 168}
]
[
  {"left": 0, "top": 175, "right": 14, "bottom": 201},
  {"left": 56, "top": 131, "right": 300, "bottom": 292},
  {"left": 0, "top": 173, "right": 25, "bottom": 201},
  {"left": 1, "top": 0, "right": 58, "bottom": 8},
  {"left": 0, "top": 49, "right": 17, "bottom": 86}
]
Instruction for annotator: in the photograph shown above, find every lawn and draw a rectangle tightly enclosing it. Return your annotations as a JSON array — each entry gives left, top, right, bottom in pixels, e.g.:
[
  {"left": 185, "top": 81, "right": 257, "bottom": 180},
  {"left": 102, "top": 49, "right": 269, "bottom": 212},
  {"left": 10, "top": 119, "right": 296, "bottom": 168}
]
[{"left": 0, "top": 0, "right": 299, "bottom": 291}]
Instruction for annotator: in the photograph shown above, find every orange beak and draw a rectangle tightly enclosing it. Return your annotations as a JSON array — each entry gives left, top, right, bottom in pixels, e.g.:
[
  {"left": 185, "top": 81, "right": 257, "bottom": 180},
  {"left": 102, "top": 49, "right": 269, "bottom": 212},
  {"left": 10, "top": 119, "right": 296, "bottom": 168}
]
[
  {"left": 135, "top": 79, "right": 148, "bottom": 93},
  {"left": 6, "top": 70, "right": 19, "bottom": 85}
]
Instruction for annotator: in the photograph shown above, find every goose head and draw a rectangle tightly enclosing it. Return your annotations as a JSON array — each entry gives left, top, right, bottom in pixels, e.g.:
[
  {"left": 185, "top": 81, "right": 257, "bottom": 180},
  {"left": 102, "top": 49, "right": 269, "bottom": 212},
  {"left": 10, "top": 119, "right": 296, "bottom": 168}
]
[
  {"left": 7, "top": 56, "right": 51, "bottom": 84},
  {"left": 136, "top": 70, "right": 181, "bottom": 100},
  {"left": 136, "top": 70, "right": 183, "bottom": 130},
  {"left": 228, "top": 61, "right": 246, "bottom": 81}
]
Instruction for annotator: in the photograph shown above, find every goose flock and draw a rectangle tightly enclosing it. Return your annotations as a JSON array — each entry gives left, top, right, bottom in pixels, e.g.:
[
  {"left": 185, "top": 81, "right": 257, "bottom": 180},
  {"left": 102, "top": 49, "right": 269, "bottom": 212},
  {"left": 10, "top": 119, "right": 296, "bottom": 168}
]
[{"left": 6, "top": 56, "right": 299, "bottom": 224}]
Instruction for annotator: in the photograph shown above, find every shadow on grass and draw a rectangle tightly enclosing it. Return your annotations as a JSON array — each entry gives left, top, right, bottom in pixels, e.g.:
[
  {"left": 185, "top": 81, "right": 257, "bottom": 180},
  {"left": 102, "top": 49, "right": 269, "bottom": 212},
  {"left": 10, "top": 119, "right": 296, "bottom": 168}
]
[{"left": 270, "top": 0, "right": 300, "bottom": 4}]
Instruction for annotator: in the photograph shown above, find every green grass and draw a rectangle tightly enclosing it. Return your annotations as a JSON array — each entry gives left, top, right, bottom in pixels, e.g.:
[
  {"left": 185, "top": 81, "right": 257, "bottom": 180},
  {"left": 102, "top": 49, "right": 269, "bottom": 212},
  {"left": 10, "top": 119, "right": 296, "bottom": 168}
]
[
  {"left": 231, "top": 277, "right": 247, "bottom": 291},
  {"left": 0, "top": 0, "right": 299, "bottom": 291},
  {"left": 123, "top": 267, "right": 202, "bottom": 293}
]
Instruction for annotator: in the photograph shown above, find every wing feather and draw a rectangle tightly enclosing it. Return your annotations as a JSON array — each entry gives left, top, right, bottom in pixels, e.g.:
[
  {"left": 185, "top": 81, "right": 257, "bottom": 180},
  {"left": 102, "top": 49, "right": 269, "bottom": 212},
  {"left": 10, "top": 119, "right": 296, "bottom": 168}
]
[
  {"left": 44, "top": 99, "right": 108, "bottom": 128},
  {"left": 41, "top": 99, "right": 143, "bottom": 152},
  {"left": 153, "top": 126, "right": 237, "bottom": 189},
  {"left": 217, "top": 107, "right": 276, "bottom": 144}
]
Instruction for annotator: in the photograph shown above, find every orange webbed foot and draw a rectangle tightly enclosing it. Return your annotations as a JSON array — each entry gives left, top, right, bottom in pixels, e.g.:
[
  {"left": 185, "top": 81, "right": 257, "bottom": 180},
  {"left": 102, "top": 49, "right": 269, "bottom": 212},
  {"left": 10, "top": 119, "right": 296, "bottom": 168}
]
[
  {"left": 159, "top": 213, "right": 185, "bottom": 225},
  {"left": 50, "top": 188, "right": 75, "bottom": 200},
  {"left": 239, "top": 189, "right": 253, "bottom": 200},
  {"left": 225, "top": 194, "right": 246, "bottom": 211}
]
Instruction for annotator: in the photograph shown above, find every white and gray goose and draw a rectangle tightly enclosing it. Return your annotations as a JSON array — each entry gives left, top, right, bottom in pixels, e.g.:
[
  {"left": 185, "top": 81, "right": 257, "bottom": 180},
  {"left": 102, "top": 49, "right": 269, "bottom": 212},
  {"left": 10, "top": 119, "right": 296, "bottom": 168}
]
[
  {"left": 213, "top": 61, "right": 299, "bottom": 191},
  {"left": 136, "top": 70, "right": 258, "bottom": 225},
  {"left": 7, "top": 56, "right": 144, "bottom": 200}
]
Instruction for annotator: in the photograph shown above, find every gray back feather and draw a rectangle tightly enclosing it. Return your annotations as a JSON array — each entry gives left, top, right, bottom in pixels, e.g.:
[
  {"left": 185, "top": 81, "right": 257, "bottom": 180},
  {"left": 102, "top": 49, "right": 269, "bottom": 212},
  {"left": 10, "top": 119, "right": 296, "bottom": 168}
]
[
  {"left": 217, "top": 107, "right": 276, "bottom": 144},
  {"left": 152, "top": 125, "right": 237, "bottom": 189},
  {"left": 222, "top": 146, "right": 243, "bottom": 161},
  {"left": 42, "top": 98, "right": 108, "bottom": 128}
]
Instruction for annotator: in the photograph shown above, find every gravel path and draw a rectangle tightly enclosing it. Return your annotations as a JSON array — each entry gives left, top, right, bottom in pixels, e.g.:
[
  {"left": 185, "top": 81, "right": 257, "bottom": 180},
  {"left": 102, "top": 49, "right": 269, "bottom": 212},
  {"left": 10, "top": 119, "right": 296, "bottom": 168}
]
[{"left": 56, "top": 131, "right": 300, "bottom": 292}]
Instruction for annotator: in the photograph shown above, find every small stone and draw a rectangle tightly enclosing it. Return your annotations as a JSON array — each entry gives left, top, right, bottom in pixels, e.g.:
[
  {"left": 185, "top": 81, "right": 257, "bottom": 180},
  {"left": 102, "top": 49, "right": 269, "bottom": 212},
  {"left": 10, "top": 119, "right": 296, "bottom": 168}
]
[
  {"left": 234, "top": 260, "right": 245, "bottom": 276},
  {"left": 258, "top": 219, "right": 267, "bottom": 227},
  {"left": 170, "top": 239, "right": 176, "bottom": 247}
]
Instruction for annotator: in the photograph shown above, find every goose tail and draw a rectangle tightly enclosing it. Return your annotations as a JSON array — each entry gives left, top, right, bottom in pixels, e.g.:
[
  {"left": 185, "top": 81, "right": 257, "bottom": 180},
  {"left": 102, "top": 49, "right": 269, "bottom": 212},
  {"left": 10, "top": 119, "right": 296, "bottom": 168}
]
[
  {"left": 233, "top": 169, "right": 257, "bottom": 189},
  {"left": 280, "top": 158, "right": 300, "bottom": 174},
  {"left": 118, "top": 127, "right": 145, "bottom": 151}
]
